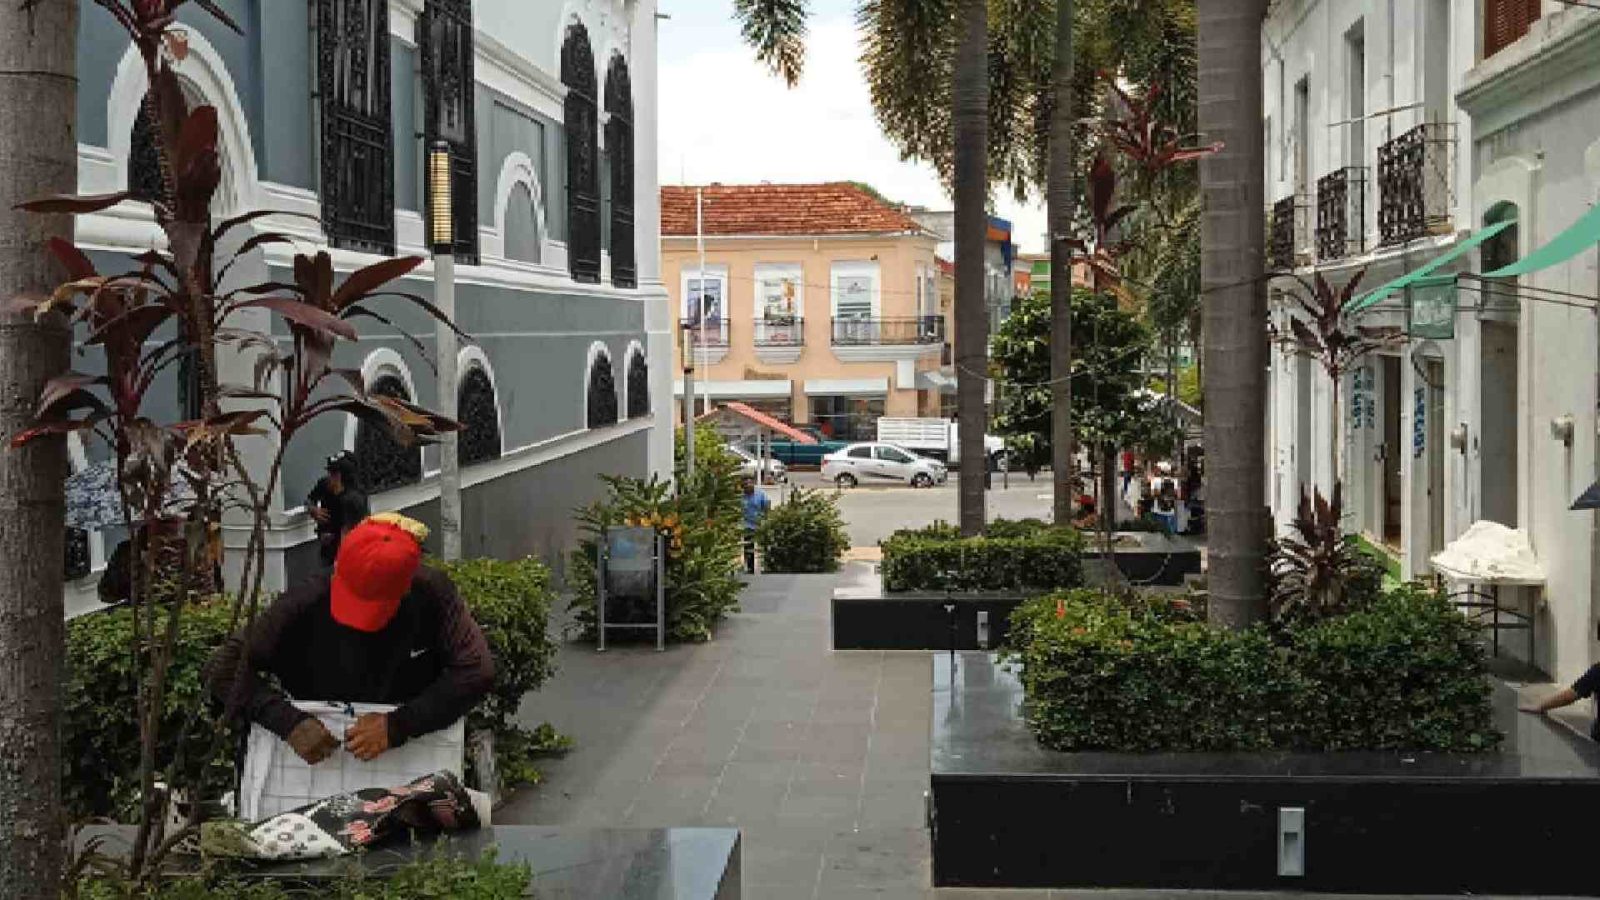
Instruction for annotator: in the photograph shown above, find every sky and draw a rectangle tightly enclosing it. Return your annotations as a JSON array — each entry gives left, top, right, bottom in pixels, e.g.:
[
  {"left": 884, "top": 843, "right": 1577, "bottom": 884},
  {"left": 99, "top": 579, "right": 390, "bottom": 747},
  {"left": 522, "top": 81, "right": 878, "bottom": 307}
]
[{"left": 656, "top": 0, "right": 1048, "bottom": 254}]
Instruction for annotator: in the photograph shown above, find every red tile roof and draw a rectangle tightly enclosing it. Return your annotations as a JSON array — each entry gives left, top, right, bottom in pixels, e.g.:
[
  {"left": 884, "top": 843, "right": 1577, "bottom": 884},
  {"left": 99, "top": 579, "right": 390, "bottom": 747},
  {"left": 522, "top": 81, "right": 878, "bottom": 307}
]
[
  {"left": 661, "top": 183, "right": 928, "bottom": 238},
  {"left": 707, "top": 402, "right": 816, "bottom": 444}
]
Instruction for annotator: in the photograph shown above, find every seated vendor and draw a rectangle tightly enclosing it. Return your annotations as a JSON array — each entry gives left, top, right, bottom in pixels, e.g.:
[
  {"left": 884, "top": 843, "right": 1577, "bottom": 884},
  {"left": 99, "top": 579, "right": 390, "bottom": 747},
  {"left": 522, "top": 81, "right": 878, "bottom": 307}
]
[
  {"left": 206, "top": 513, "right": 494, "bottom": 764},
  {"left": 1519, "top": 662, "right": 1600, "bottom": 741}
]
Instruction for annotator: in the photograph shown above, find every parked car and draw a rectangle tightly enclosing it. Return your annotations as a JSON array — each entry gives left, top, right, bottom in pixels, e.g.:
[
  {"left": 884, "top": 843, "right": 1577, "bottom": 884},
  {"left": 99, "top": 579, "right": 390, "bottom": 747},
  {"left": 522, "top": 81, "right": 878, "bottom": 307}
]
[
  {"left": 751, "top": 424, "right": 851, "bottom": 468},
  {"left": 726, "top": 443, "right": 787, "bottom": 483},
  {"left": 821, "top": 442, "right": 948, "bottom": 488}
]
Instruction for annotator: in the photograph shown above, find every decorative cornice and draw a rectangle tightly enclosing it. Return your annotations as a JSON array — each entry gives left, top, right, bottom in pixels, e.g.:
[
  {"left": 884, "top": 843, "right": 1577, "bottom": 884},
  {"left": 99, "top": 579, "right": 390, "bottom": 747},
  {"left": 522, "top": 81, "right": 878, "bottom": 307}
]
[
  {"left": 829, "top": 343, "right": 943, "bottom": 364},
  {"left": 1459, "top": 10, "right": 1600, "bottom": 129}
]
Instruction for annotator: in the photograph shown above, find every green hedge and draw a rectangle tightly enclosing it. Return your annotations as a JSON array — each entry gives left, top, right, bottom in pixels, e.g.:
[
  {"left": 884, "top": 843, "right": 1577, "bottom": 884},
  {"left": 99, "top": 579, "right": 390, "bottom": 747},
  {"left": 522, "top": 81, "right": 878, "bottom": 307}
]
[
  {"left": 72, "top": 848, "right": 531, "bottom": 899},
  {"left": 879, "top": 519, "right": 1085, "bottom": 593},
  {"left": 756, "top": 487, "right": 850, "bottom": 573},
  {"left": 1009, "top": 586, "right": 1500, "bottom": 752},
  {"left": 65, "top": 557, "right": 565, "bottom": 820}
]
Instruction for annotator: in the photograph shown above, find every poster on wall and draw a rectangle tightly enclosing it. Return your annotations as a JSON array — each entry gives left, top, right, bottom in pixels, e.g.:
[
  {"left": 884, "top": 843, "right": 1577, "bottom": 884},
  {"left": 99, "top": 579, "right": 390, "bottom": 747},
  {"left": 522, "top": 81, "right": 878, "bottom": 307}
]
[
  {"left": 686, "top": 277, "right": 723, "bottom": 324},
  {"left": 836, "top": 275, "right": 873, "bottom": 318}
]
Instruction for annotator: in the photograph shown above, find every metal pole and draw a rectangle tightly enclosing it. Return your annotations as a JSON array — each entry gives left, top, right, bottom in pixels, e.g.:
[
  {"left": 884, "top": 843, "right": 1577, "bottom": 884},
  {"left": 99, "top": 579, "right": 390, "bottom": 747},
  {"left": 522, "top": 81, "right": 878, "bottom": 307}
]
[
  {"left": 596, "top": 533, "right": 608, "bottom": 652},
  {"left": 437, "top": 252, "right": 461, "bottom": 560},
  {"left": 697, "top": 188, "right": 710, "bottom": 418},
  {"left": 683, "top": 326, "right": 696, "bottom": 479},
  {"left": 655, "top": 532, "right": 666, "bottom": 652}
]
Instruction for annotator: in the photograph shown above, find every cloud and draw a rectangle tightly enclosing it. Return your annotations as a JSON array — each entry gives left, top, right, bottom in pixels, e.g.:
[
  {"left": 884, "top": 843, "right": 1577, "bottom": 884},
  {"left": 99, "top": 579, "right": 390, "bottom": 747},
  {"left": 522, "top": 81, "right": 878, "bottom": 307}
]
[{"left": 657, "top": 17, "right": 1046, "bottom": 253}]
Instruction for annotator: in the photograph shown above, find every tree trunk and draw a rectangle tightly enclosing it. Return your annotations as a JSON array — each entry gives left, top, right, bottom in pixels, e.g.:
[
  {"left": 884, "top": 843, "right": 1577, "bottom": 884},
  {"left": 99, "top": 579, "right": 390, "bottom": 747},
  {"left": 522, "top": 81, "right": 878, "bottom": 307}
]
[
  {"left": 1049, "top": 0, "right": 1077, "bottom": 527},
  {"left": 954, "top": 0, "right": 989, "bottom": 536},
  {"left": 1198, "top": 0, "right": 1269, "bottom": 629},
  {"left": 0, "top": 1, "right": 76, "bottom": 895}
]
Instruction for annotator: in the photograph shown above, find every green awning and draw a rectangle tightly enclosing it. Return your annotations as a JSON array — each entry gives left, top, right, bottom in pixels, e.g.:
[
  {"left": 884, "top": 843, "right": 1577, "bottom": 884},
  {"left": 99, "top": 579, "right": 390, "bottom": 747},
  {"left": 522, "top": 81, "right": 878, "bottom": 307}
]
[
  {"left": 1481, "top": 202, "right": 1600, "bottom": 279},
  {"left": 1349, "top": 219, "right": 1517, "bottom": 313}
]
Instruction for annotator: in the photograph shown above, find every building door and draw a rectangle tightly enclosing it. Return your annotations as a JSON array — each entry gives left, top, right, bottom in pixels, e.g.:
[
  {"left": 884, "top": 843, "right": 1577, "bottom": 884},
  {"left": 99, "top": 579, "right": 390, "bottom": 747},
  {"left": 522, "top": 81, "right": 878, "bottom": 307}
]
[
  {"left": 1425, "top": 359, "right": 1446, "bottom": 555},
  {"left": 1295, "top": 355, "right": 1312, "bottom": 501},
  {"left": 1382, "top": 355, "right": 1402, "bottom": 545},
  {"left": 1480, "top": 321, "right": 1520, "bottom": 528}
]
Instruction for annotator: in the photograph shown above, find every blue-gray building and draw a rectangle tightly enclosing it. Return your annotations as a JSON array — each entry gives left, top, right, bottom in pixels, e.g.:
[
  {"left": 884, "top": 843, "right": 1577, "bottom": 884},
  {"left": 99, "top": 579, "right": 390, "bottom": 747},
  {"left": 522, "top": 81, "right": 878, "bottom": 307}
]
[{"left": 64, "top": 0, "right": 672, "bottom": 614}]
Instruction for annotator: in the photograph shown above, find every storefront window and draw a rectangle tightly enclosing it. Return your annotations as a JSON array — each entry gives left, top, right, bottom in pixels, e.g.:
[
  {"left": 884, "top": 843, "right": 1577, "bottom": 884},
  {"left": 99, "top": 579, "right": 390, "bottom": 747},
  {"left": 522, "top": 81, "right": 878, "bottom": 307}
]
[{"left": 809, "top": 395, "right": 885, "bottom": 442}]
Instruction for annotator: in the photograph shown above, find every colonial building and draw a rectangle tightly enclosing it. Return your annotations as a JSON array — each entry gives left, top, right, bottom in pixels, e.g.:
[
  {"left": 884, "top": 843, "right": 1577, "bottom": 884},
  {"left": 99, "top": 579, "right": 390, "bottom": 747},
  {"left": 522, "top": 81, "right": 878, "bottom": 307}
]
[
  {"left": 64, "top": 0, "right": 671, "bottom": 614},
  {"left": 1263, "top": 0, "right": 1600, "bottom": 683},
  {"left": 663, "top": 183, "right": 948, "bottom": 441}
]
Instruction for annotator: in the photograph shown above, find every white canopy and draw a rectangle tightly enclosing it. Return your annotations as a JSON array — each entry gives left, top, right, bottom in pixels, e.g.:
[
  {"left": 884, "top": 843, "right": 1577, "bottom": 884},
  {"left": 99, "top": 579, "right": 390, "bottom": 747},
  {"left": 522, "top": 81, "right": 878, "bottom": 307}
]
[{"left": 1430, "top": 521, "right": 1547, "bottom": 585}]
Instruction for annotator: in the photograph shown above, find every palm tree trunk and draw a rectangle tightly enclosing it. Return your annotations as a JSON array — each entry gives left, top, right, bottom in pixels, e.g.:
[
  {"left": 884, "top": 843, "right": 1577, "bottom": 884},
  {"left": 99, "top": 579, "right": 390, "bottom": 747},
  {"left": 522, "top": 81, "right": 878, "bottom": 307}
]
[
  {"left": 0, "top": 1, "right": 76, "bottom": 895},
  {"left": 1198, "top": 0, "right": 1269, "bottom": 629},
  {"left": 1049, "top": 0, "right": 1077, "bottom": 527},
  {"left": 954, "top": 0, "right": 989, "bottom": 536}
]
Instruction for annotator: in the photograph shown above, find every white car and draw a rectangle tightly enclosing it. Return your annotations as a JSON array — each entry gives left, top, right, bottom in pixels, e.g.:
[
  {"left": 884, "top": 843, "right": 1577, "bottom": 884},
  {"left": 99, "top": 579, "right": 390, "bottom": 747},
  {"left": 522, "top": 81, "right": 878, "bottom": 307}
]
[
  {"left": 821, "top": 442, "right": 948, "bottom": 489},
  {"left": 727, "top": 443, "right": 787, "bottom": 483}
]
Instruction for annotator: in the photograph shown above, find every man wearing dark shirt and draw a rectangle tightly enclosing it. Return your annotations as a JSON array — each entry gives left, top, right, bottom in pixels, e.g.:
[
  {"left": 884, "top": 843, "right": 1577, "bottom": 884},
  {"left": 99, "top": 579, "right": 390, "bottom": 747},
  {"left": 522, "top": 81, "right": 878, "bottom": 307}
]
[
  {"left": 206, "top": 513, "right": 494, "bottom": 764},
  {"left": 308, "top": 453, "right": 370, "bottom": 569},
  {"left": 1519, "top": 662, "right": 1600, "bottom": 741}
]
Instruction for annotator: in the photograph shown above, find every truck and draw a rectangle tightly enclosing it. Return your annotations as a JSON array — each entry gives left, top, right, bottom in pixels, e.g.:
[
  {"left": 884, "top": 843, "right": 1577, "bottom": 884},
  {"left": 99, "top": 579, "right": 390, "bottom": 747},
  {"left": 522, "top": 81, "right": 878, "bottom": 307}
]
[
  {"left": 743, "top": 424, "right": 851, "bottom": 468},
  {"left": 876, "top": 418, "right": 1005, "bottom": 466}
]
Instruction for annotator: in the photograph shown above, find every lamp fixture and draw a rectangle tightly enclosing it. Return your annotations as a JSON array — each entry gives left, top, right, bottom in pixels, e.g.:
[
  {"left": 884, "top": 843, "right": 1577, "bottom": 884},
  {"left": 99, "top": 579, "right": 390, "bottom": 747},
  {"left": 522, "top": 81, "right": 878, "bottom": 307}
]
[{"left": 427, "top": 141, "right": 453, "bottom": 254}]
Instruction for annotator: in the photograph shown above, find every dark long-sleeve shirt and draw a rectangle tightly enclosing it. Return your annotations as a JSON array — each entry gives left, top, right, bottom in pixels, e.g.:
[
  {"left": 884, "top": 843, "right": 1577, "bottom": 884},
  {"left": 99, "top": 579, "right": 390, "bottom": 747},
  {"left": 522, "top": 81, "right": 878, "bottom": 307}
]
[{"left": 205, "top": 566, "right": 494, "bottom": 747}]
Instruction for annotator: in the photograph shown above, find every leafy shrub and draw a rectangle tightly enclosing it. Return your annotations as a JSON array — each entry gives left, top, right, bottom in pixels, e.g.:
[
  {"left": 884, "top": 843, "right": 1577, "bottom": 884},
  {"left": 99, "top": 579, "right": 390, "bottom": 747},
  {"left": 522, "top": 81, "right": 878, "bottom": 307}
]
[
  {"left": 66, "top": 558, "right": 568, "bottom": 820},
  {"left": 1010, "top": 585, "right": 1499, "bottom": 753},
  {"left": 880, "top": 518, "right": 1085, "bottom": 593},
  {"left": 756, "top": 487, "right": 850, "bottom": 573},
  {"left": 1268, "top": 485, "right": 1385, "bottom": 624},
  {"left": 71, "top": 848, "right": 531, "bottom": 899},
  {"left": 568, "top": 427, "right": 745, "bottom": 641},
  {"left": 430, "top": 557, "right": 570, "bottom": 793}
]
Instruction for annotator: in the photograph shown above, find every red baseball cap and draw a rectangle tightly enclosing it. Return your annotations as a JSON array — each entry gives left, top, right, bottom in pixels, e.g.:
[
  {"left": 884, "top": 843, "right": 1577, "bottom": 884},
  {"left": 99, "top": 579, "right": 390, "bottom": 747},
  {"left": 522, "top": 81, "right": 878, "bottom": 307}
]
[{"left": 331, "top": 516, "right": 425, "bottom": 632}]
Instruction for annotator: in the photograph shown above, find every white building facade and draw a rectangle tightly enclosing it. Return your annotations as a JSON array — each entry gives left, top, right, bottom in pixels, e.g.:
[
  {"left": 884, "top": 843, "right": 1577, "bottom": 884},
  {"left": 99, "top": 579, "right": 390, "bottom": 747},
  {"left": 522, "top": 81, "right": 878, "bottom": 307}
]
[{"left": 1263, "top": 0, "right": 1600, "bottom": 683}]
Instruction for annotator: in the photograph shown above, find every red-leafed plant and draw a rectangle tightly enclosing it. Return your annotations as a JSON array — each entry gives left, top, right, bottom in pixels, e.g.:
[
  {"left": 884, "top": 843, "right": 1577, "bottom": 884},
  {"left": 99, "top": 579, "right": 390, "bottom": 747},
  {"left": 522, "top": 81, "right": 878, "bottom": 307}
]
[{"left": 9, "top": 2, "right": 462, "bottom": 882}]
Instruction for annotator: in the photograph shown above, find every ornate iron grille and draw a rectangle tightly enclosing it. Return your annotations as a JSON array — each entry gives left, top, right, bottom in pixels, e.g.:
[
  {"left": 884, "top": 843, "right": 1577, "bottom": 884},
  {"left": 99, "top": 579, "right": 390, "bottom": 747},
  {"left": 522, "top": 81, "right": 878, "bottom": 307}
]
[
  {"left": 605, "top": 54, "right": 636, "bottom": 289},
  {"left": 317, "top": 0, "right": 395, "bottom": 255},
  {"left": 562, "top": 22, "right": 602, "bottom": 284},
  {"left": 1315, "top": 167, "right": 1367, "bottom": 261},
  {"left": 128, "top": 101, "right": 163, "bottom": 203},
  {"left": 421, "top": 0, "right": 479, "bottom": 263},
  {"left": 830, "top": 317, "right": 945, "bottom": 346},
  {"left": 458, "top": 366, "right": 502, "bottom": 466},
  {"left": 626, "top": 350, "right": 649, "bottom": 419},
  {"left": 1268, "top": 196, "right": 1301, "bottom": 270},
  {"left": 1378, "top": 123, "right": 1453, "bottom": 247},
  {"left": 65, "top": 527, "right": 91, "bottom": 581},
  {"left": 586, "top": 352, "right": 618, "bottom": 429},
  {"left": 355, "top": 374, "right": 422, "bottom": 493}
]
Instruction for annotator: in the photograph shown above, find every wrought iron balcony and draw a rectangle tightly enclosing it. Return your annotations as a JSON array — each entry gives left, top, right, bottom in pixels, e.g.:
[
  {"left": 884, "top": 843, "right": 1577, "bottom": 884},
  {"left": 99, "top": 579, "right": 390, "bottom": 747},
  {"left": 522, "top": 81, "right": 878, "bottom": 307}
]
[
  {"left": 1268, "top": 195, "right": 1310, "bottom": 271},
  {"left": 831, "top": 316, "right": 945, "bottom": 347},
  {"left": 753, "top": 317, "right": 805, "bottom": 347},
  {"left": 680, "top": 317, "right": 729, "bottom": 348},
  {"left": 1378, "top": 122, "right": 1454, "bottom": 247},
  {"left": 1316, "top": 167, "right": 1368, "bottom": 261}
]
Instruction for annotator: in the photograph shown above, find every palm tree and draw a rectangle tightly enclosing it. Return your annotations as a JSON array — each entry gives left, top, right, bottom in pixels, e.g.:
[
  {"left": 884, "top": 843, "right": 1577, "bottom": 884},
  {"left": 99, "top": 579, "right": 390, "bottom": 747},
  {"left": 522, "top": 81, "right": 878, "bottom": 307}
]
[
  {"left": 1197, "top": 0, "right": 1269, "bottom": 628},
  {"left": 951, "top": 0, "right": 989, "bottom": 534},
  {"left": 0, "top": 1, "right": 76, "bottom": 894},
  {"left": 1048, "top": 0, "right": 1076, "bottom": 527}
]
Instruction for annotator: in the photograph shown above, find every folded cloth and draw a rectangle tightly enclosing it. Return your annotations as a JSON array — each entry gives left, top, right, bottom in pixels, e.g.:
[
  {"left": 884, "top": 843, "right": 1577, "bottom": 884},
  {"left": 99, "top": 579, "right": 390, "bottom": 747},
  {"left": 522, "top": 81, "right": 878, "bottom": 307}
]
[{"left": 203, "top": 769, "right": 483, "bottom": 861}]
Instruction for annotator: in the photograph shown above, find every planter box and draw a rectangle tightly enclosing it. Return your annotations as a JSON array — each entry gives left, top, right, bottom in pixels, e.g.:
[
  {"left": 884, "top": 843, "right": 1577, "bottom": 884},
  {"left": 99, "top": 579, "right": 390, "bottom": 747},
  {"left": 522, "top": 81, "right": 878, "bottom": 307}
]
[{"left": 930, "top": 652, "right": 1600, "bottom": 894}]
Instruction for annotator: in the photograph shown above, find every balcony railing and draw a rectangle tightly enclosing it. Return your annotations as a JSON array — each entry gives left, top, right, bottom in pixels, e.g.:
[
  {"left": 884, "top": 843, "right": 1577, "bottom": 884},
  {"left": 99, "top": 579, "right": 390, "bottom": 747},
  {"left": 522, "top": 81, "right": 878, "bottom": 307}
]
[
  {"left": 754, "top": 317, "right": 805, "bottom": 347},
  {"left": 1316, "top": 166, "right": 1368, "bottom": 261},
  {"left": 831, "top": 316, "right": 945, "bottom": 346},
  {"left": 1268, "top": 195, "right": 1310, "bottom": 270},
  {"left": 1378, "top": 122, "right": 1454, "bottom": 247},
  {"left": 680, "top": 317, "right": 729, "bottom": 348}
]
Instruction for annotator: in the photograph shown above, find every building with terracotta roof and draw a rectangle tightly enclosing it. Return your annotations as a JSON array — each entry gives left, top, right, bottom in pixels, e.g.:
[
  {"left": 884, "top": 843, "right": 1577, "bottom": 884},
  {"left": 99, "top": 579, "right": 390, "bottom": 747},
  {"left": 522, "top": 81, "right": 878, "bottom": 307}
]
[{"left": 664, "top": 183, "right": 949, "bottom": 440}]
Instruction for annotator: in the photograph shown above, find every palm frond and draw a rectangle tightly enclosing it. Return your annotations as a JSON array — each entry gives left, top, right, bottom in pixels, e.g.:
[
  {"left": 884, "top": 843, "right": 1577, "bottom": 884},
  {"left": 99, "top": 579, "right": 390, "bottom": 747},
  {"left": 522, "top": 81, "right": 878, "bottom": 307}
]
[{"left": 733, "top": 0, "right": 812, "bottom": 87}]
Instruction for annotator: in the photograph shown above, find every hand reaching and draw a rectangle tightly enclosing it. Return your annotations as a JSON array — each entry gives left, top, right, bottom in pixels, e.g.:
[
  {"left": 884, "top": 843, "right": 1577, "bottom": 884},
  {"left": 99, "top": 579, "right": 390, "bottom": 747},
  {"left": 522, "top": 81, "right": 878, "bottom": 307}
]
[
  {"left": 287, "top": 718, "right": 340, "bottom": 765},
  {"left": 345, "top": 713, "right": 391, "bottom": 761}
]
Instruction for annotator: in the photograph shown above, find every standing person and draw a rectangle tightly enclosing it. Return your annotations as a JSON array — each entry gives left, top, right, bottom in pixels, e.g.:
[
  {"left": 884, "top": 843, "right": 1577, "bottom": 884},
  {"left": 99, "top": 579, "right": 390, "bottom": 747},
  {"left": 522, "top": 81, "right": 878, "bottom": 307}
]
[
  {"left": 205, "top": 513, "right": 494, "bottom": 765},
  {"left": 308, "top": 452, "right": 369, "bottom": 569},
  {"left": 1519, "top": 663, "right": 1600, "bottom": 741},
  {"left": 1152, "top": 479, "right": 1179, "bottom": 537},
  {"left": 1120, "top": 448, "right": 1137, "bottom": 495},
  {"left": 741, "top": 477, "right": 771, "bottom": 575}
]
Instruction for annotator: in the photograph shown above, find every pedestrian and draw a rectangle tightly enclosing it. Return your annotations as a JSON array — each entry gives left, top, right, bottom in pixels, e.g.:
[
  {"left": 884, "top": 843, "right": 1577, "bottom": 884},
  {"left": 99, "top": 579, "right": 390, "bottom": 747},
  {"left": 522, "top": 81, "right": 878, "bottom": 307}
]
[
  {"left": 1519, "top": 663, "right": 1600, "bottom": 741},
  {"left": 1120, "top": 448, "right": 1137, "bottom": 495},
  {"left": 741, "top": 476, "right": 771, "bottom": 575},
  {"left": 308, "top": 452, "right": 369, "bottom": 570},
  {"left": 205, "top": 513, "right": 494, "bottom": 765},
  {"left": 1152, "top": 479, "right": 1179, "bottom": 537}
]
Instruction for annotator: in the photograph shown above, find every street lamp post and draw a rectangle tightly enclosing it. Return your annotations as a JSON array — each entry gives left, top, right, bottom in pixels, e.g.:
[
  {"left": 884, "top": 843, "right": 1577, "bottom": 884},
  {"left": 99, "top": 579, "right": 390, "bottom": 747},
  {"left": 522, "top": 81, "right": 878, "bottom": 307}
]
[
  {"left": 429, "top": 141, "right": 462, "bottom": 561},
  {"left": 681, "top": 321, "right": 695, "bottom": 479}
]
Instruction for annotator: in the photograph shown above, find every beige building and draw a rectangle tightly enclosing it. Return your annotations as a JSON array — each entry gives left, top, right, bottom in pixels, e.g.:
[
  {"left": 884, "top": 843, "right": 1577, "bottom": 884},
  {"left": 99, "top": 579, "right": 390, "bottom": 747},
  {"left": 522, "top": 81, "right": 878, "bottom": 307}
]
[{"left": 664, "top": 183, "right": 951, "bottom": 440}]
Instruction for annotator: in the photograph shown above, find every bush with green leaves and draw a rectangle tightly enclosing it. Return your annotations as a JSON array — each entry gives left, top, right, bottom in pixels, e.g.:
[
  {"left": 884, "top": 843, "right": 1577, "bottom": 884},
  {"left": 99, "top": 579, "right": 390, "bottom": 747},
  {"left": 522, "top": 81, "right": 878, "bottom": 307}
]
[
  {"left": 569, "top": 426, "right": 745, "bottom": 641},
  {"left": 65, "top": 557, "right": 569, "bottom": 820},
  {"left": 756, "top": 488, "right": 850, "bottom": 573},
  {"left": 1009, "top": 585, "right": 1499, "bottom": 753},
  {"left": 70, "top": 848, "right": 531, "bottom": 899},
  {"left": 880, "top": 518, "right": 1085, "bottom": 593}
]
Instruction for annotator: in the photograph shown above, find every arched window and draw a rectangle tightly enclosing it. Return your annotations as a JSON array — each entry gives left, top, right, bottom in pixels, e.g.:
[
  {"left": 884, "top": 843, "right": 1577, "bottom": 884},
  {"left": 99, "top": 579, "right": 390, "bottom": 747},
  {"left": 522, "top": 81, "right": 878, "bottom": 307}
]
[
  {"left": 354, "top": 374, "right": 422, "bottom": 493},
  {"left": 626, "top": 349, "right": 649, "bottom": 419},
  {"left": 561, "top": 21, "right": 601, "bottom": 284},
  {"left": 128, "top": 101, "right": 163, "bottom": 203},
  {"left": 504, "top": 182, "right": 542, "bottom": 263},
  {"left": 316, "top": 0, "right": 395, "bottom": 255},
  {"left": 421, "top": 0, "right": 479, "bottom": 262},
  {"left": 586, "top": 349, "right": 618, "bottom": 428},
  {"left": 605, "top": 54, "right": 636, "bottom": 289},
  {"left": 458, "top": 366, "right": 503, "bottom": 466}
]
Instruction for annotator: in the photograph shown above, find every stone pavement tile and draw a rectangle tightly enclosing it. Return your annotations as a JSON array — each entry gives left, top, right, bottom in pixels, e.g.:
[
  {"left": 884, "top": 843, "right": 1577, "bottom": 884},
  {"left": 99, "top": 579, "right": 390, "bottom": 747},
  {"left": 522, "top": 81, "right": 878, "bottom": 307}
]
[
  {"left": 823, "top": 889, "right": 933, "bottom": 900},
  {"left": 933, "top": 891, "right": 1051, "bottom": 899},
  {"left": 814, "top": 701, "right": 880, "bottom": 726},
  {"left": 818, "top": 826, "right": 931, "bottom": 892},
  {"left": 778, "top": 790, "right": 861, "bottom": 825},
  {"left": 701, "top": 781, "right": 788, "bottom": 825},
  {"left": 790, "top": 760, "right": 867, "bottom": 796}
]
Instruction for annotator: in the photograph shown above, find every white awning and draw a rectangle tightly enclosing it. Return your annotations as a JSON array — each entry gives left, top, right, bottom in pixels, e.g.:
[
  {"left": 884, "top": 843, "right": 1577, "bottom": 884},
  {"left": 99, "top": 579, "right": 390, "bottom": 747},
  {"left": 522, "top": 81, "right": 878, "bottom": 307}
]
[
  {"left": 803, "top": 378, "right": 889, "bottom": 396},
  {"left": 672, "top": 379, "right": 793, "bottom": 399},
  {"left": 917, "top": 370, "right": 958, "bottom": 393}
]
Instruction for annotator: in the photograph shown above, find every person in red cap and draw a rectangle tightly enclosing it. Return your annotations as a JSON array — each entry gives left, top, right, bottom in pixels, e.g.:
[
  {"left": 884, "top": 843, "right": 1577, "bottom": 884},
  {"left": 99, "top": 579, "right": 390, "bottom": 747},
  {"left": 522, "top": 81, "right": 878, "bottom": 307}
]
[{"left": 206, "top": 513, "right": 494, "bottom": 765}]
